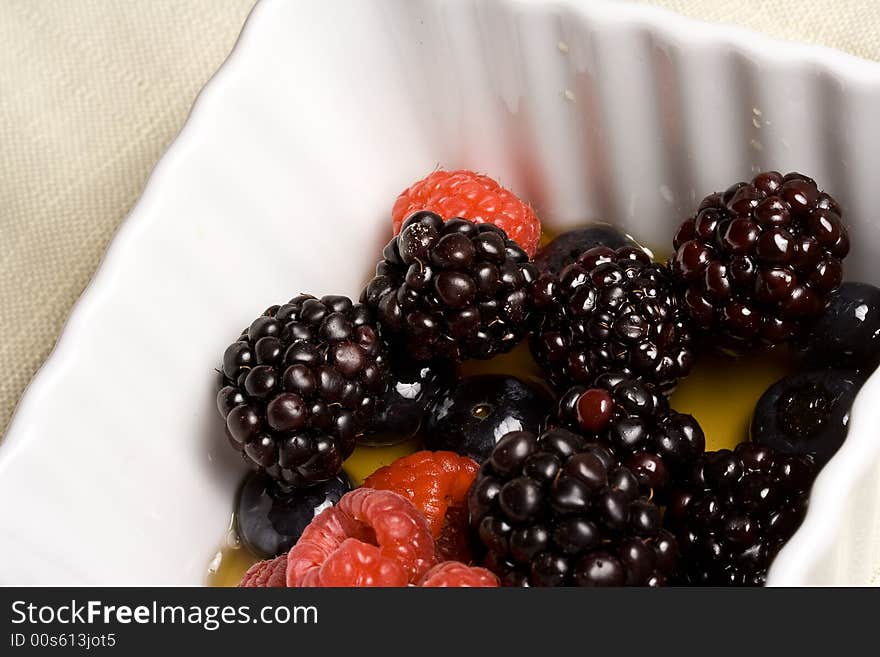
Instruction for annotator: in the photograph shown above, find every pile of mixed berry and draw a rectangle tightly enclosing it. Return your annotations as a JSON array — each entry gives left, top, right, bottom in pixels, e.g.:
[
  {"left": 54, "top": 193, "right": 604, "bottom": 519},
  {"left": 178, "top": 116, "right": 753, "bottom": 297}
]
[{"left": 216, "top": 168, "right": 879, "bottom": 587}]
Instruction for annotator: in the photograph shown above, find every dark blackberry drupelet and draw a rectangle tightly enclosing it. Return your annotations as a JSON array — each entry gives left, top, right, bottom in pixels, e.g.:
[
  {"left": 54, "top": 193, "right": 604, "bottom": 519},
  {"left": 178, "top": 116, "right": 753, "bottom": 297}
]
[
  {"left": 530, "top": 245, "right": 693, "bottom": 394},
  {"left": 217, "top": 295, "right": 389, "bottom": 488},
  {"left": 551, "top": 373, "right": 705, "bottom": 499},
  {"left": 468, "top": 429, "right": 679, "bottom": 586},
  {"left": 361, "top": 212, "right": 538, "bottom": 362},
  {"left": 670, "top": 171, "right": 849, "bottom": 348},
  {"left": 664, "top": 443, "right": 817, "bottom": 586}
]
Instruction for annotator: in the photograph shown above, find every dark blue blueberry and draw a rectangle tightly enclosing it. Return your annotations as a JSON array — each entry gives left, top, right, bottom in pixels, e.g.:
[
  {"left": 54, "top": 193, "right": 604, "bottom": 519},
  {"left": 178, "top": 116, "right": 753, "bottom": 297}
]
[
  {"left": 423, "top": 375, "right": 552, "bottom": 462},
  {"left": 802, "top": 282, "right": 880, "bottom": 375},
  {"left": 533, "top": 224, "right": 641, "bottom": 275},
  {"left": 235, "top": 471, "right": 350, "bottom": 559},
  {"left": 751, "top": 369, "right": 864, "bottom": 467},
  {"left": 361, "top": 355, "right": 456, "bottom": 445}
]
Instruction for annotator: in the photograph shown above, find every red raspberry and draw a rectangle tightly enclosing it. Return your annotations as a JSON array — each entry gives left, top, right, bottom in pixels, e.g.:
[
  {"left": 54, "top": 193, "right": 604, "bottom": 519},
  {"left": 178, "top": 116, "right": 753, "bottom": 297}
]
[
  {"left": 418, "top": 561, "right": 499, "bottom": 587},
  {"left": 239, "top": 553, "right": 288, "bottom": 587},
  {"left": 391, "top": 169, "right": 541, "bottom": 256},
  {"left": 364, "top": 451, "right": 478, "bottom": 562},
  {"left": 286, "top": 488, "right": 436, "bottom": 587}
]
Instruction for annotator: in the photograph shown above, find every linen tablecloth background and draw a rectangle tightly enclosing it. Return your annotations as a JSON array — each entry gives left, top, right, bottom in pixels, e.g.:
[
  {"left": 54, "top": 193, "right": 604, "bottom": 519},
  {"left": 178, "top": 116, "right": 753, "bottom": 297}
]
[{"left": 1, "top": 0, "right": 879, "bottom": 435}]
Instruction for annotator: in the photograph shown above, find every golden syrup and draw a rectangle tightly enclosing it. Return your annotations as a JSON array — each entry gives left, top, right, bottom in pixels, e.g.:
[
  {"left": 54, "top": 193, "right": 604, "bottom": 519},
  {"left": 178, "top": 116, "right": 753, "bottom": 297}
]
[
  {"left": 208, "top": 543, "right": 260, "bottom": 587},
  {"left": 669, "top": 347, "right": 794, "bottom": 452},
  {"left": 342, "top": 436, "right": 423, "bottom": 486},
  {"left": 207, "top": 522, "right": 259, "bottom": 587}
]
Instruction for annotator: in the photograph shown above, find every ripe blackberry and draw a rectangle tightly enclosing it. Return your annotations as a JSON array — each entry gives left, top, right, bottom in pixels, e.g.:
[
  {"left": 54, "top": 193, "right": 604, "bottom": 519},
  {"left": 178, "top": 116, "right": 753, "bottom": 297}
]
[
  {"left": 530, "top": 245, "right": 693, "bottom": 394},
  {"left": 551, "top": 373, "right": 705, "bottom": 499},
  {"left": 468, "top": 429, "right": 679, "bottom": 586},
  {"left": 361, "top": 212, "right": 538, "bottom": 362},
  {"left": 217, "top": 295, "right": 389, "bottom": 488},
  {"left": 664, "top": 443, "right": 817, "bottom": 586},
  {"left": 670, "top": 171, "right": 849, "bottom": 348}
]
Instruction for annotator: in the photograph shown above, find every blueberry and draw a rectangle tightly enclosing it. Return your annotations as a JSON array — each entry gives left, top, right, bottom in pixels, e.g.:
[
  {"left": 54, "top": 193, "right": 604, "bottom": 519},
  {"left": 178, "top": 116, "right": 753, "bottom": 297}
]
[
  {"left": 423, "top": 375, "right": 552, "bottom": 462},
  {"left": 534, "top": 224, "right": 642, "bottom": 275},
  {"left": 235, "top": 471, "right": 350, "bottom": 559},
  {"left": 751, "top": 370, "right": 864, "bottom": 467},
  {"left": 361, "top": 354, "right": 456, "bottom": 445},
  {"left": 802, "top": 282, "right": 880, "bottom": 375}
]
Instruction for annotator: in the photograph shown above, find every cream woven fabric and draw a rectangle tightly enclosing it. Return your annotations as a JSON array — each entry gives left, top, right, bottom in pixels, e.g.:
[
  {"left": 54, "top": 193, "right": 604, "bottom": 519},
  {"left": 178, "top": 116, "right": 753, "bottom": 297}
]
[
  {"left": 0, "top": 0, "right": 878, "bottom": 434},
  {"left": 0, "top": 0, "right": 254, "bottom": 433}
]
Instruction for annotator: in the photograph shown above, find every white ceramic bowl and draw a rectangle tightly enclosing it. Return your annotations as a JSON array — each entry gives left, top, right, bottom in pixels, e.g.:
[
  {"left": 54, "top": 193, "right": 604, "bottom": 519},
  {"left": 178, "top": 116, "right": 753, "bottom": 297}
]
[{"left": 2, "top": 0, "right": 880, "bottom": 585}]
